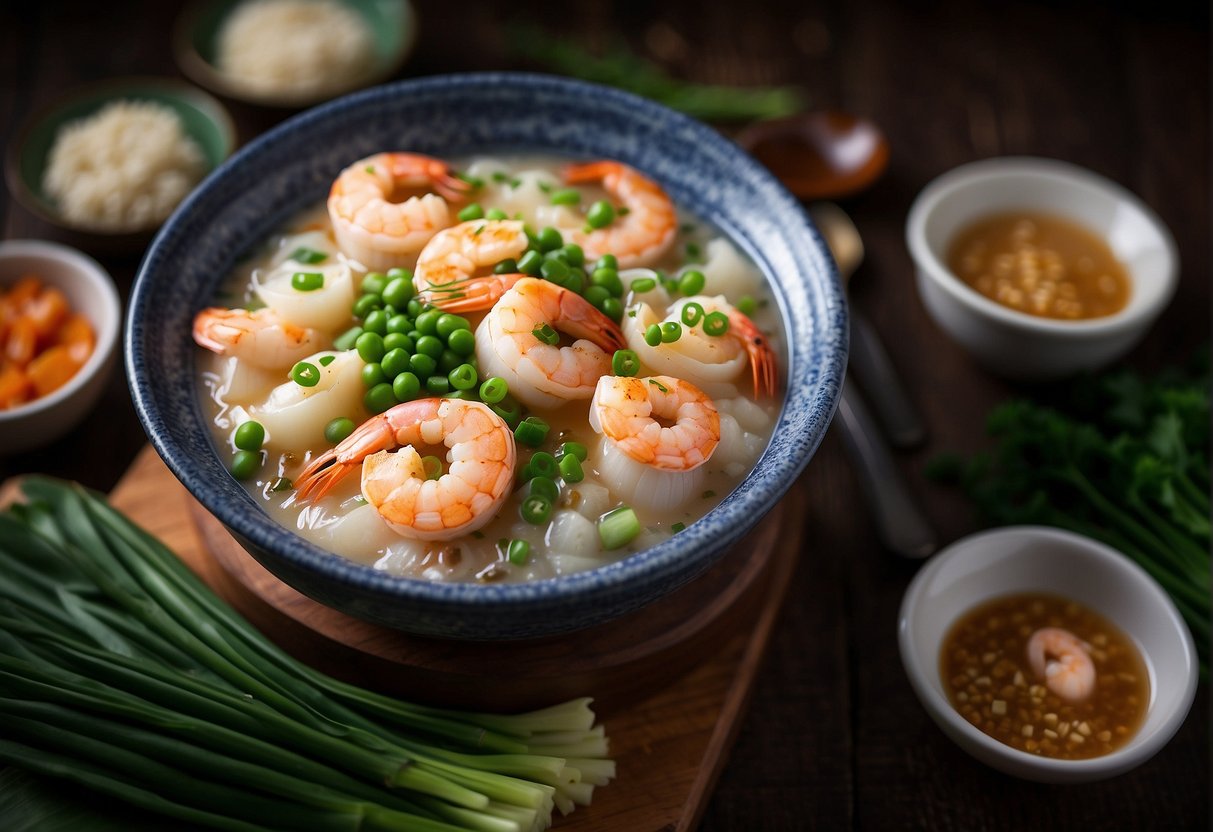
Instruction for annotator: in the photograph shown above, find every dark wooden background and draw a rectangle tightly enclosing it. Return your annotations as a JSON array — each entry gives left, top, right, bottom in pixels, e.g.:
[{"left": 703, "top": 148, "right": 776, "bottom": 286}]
[{"left": 1, "top": 1, "right": 1208, "bottom": 829}]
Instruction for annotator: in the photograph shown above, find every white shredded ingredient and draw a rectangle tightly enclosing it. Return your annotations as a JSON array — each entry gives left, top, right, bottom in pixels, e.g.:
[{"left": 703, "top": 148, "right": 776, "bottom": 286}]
[
  {"left": 216, "top": 0, "right": 376, "bottom": 99},
  {"left": 42, "top": 100, "right": 205, "bottom": 232}
]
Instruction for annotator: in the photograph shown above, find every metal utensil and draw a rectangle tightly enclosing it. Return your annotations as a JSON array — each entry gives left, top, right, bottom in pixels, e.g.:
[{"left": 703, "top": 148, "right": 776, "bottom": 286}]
[{"left": 811, "top": 202, "right": 926, "bottom": 448}]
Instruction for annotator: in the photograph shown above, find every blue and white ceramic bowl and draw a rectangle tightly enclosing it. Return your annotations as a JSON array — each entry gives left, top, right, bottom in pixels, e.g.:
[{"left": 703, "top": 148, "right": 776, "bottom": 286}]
[{"left": 127, "top": 73, "right": 847, "bottom": 640}]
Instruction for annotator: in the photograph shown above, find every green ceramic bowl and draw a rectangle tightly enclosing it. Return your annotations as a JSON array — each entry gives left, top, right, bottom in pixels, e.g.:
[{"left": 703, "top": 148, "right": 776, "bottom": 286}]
[
  {"left": 4, "top": 77, "right": 235, "bottom": 245},
  {"left": 174, "top": 0, "right": 416, "bottom": 108}
]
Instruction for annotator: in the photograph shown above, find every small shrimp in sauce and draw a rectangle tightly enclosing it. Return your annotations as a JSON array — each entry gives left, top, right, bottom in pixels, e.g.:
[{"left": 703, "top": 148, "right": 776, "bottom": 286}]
[{"left": 1027, "top": 627, "right": 1096, "bottom": 702}]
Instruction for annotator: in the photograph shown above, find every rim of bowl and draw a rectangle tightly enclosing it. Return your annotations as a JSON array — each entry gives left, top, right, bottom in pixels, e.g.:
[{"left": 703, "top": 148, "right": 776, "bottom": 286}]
[
  {"left": 905, "top": 156, "right": 1179, "bottom": 338},
  {"left": 127, "top": 72, "right": 847, "bottom": 610},
  {"left": 3, "top": 76, "right": 237, "bottom": 237},
  {"left": 0, "top": 240, "right": 121, "bottom": 420},
  {"left": 172, "top": 0, "right": 418, "bottom": 109},
  {"left": 898, "top": 525, "right": 1198, "bottom": 778}
]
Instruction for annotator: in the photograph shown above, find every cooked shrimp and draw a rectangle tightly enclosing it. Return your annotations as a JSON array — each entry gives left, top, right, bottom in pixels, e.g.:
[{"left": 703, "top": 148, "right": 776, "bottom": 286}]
[
  {"left": 475, "top": 277, "right": 626, "bottom": 410},
  {"left": 412, "top": 219, "right": 529, "bottom": 311},
  {"left": 588, "top": 375, "right": 720, "bottom": 512},
  {"left": 294, "top": 398, "right": 515, "bottom": 541},
  {"left": 327, "top": 152, "right": 470, "bottom": 272},
  {"left": 561, "top": 161, "right": 676, "bottom": 268},
  {"left": 1027, "top": 627, "right": 1096, "bottom": 702},
  {"left": 192, "top": 307, "right": 321, "bottom": 370},
  {"left": 624, "top": 295, "right": 777, "bottom": 398}
]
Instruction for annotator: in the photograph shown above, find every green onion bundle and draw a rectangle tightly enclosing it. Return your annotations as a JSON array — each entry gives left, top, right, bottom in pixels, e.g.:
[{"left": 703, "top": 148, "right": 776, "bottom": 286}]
[{"left": 0, "top": 478, "right": 613, "bottom": 831}]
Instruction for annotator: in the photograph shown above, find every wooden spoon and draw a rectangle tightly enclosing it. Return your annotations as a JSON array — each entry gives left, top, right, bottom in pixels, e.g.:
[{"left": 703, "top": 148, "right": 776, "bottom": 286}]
[{"left": 736, "top": 112, "right": 889, "bottom": 201}]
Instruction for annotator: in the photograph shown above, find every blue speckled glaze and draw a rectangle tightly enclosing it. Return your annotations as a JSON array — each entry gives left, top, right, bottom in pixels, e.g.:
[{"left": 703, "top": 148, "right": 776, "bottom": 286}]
[{"left": 127, "top": 73, "right": 848, "bottom": 640}]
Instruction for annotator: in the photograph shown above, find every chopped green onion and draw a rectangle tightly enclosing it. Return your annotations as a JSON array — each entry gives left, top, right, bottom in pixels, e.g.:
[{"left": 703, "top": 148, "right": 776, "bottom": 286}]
[
  {"left": 233, "top": 421, "right": 264, "bottom": 452},
  {"left": 425, "top": 375, "right": 450, "bottom": 395},
  {"left": 702, "top": 489, "right": 717, "bottom": 498},
  {"left": 558, "top": 441, "right": 588, "bottom": 462},
  {"left": 491, "top": 395, "right": 522, "bottom": 427},
  {"left": 660, "top": 322, "right": 682, "bottom": 343},
  {"left": 507, "top": 538, "right": 531, "bottom": 565},
  {"left": 289, "top": 361, "right": 320, "bottom": 387},
  {"left": 599, "top": 506, "right": 641, "bottom": 549},
  {"left": 526, "top": 452, "right": 559, "bottom": 481},
  {"left": 703, "top": 310, "right": 730, "bottom": 336},
  {"left": 644, "top": 324, "right": 662, "bottom": 347},
  {"left": 681, "top": 302, "right": 705, "bottom": 327},
  {"left": 334, "top": 326, "right": 363, "bottom": 351},
  {"left": 289, "top": 247, "right": 327, "bottom": 264},
  {"left": 532, "top": 323, "right": 560, "bottom": 346},
  {"left": 421, "top": 455, "right": 443, "bottom": 480},
  {"left": 612, "top": 349, "right": 640, "bottom": 377},
  {"left": 324, "top": 417, "right": 356, "bottom": 444},
  {"left": 558, "top": 453, "right": 584, "bottom": 483},
  {"left": 514, "top": 416, "right": 550, "bottom": 448},
  {"left": 630, "top": 277, "right": 657, "bottom": 294},
  {"left": 586, "top": 200, "right": 615, "bottom": 229},
  {"left": 270, "top": 476, "right": 293, "bottom": 492},
  {"left": 318, "top": 355, "right": 336, "bottom": 367},
  {"left": 672, "top": 521, "right": 686, "bottom": 532},
  {"left": 520, "top": 494, "right": 553, "bottom": 525},
  {"left": 364, "top": 382, "right": 396, "bottom": 413},
  {"left": 550, "top": 187, "right": 581, "bottom": 205},
  {"left": 677, "top": 270, "right": 705, "bottom": 296},
  {"left": 449, "top": 363, "right": 478, "bottom": 390},
  {"left": 457, "top": 203, "right": 484, "bottom": 222},
  {"left": 231, "top": 449, "right": 260, "bottom": 480},
  {"left": 479, "top": 376, "right": 508, "bottom": 404},
  {"left": 529, "top": 476, "right": 559, "bottom": 502},
  {"left": 392, "top": 371, "right": 420, "bottom": 401},
  {"left": 737, "top": 294, "right": 758, "bottom": 316}
]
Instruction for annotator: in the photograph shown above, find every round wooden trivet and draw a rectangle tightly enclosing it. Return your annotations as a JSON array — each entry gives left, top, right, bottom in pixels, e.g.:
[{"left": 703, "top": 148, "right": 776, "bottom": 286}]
[{"left": 187, "top": 500, "right": 787, "bottom": 712}]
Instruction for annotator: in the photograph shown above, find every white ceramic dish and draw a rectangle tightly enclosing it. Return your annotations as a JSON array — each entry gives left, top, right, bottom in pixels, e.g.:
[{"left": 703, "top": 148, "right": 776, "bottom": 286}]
[
  {"left": 0, "top": 240, "right": 121, "bottom": 454},
  {"left": 905, "top": 157, "right": 1178, "bottom": 380},
  {"left": 898, "top": 525, "right": 1197, "bottom": 783}
]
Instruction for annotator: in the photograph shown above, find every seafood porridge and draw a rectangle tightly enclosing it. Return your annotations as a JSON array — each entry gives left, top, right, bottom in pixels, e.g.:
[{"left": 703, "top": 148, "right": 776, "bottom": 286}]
[{"left": 196, "top": 153, "right": 784, "bottom": 583}]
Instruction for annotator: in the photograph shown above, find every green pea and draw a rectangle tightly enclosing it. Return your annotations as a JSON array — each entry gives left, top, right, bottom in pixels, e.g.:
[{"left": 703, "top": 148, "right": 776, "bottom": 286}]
[
  {"left": 363, "top": 309, "right": 389, "bottom": 335},
  {"left": 486, "top": 208, "right": 509, "bottom": 221},
  {"left": 382, "top": 278, "right": 414, "bottom": 309},
  {"left": 383, "top": 331, "right": 412, "bottom": 353},
  {"left": 360, "top": 272, "right": 388, "bottom": 296},
  {"left": 386, "top": 266, "right": 412, "bottom": 283},
  {"left": 494, "top": 258, "right": 518, "bottom": 275},
  {"left": 563, "top": 269, "right": 586, "bottom": 295},
  {"left": 380, "top": 348, "right": 410, "bottom": 377},
  {"left": 352, "top": 294, "right": 381, "bottom": 319},
  {"left": 544, "top": 248, "right": 570, "bottom": 266},
  {"left": 437, "top": 348, "right": 463, "bottom": 374},
  {"left": 586, "top": 200, "right": 615, "bottom": 229},
  {"left": 550, "top": 187, "right": 581, "bottom": 205},
  {"left": 600, "top": 297, "right": 623, "bottom": 322},
  {"left": 355, "top": 332, "right": 386, "bottom": 364},
  {"left": 540, "top": 258, "right": 569, "bottom": 283},
  {"left": 629, "top": 277, "right": 657, "bottom": 294},
  {"left": 562, "top": 244, "right": 585, "bottom": 266},
  {"left": 518, "top": 250, "right": 544, "bottom": 276},
  {"left": 457, "top": 203, "right": 485, "bottom": 221},
  {"left": 448, "top": 327, "right": 476, "bottom": 356},
  {"left": 409, "top": 353, "right": 437, "bottom": 377},
  {"left": 536, "top": 226, "right": 564, "bottom": 252},
  {"left": 644, "top": 324, "right": 662, "bottom": 347},
  {"left": 426, "top": 375, "right": 450, "bottom": 395},
  {"left": 590, "top": 267, "right": 623, "bottom": 297},
  {"left": 436, "top": 314, "right": 470, "bottom": 338},
  {"left": 415, "top": 309, "right": 442, "bottom": 335},
  {"left": 661, "top": 321, "right": 683, "bottom": 343},
  {"left": 361, "top": 362, "right": 387, "bottom": 388},
  {"left": 597, "top": 253, "right": 619, "bottom": 270},
  {"left": 678, "top": 270, "right": 706, "bottom": 296},
  {"left": 737, "top": 295, "right": 758, "bottom": 316},
  {"left": 324, "top": 417, "right": 356, "bottom": 444},
  {"left": 231, "top": 450, "right": 260, "bottom": 480},
  {"left": 392, "top": 372, "right": 420, "bottom": 401},
  {"left": 415, "top": 334, "right": 444, "bottom": 359},
  {"left": 233, "top": 421, "right": 265, "bottom": 452},
  {"left": 584, "top": 285, "right": 611, "bottom": 308},
  {"left": 364, "top": 383, "right": 397, "bottom": 414},
  {"left": 291, "top": 271, "right": 324, "bottom": 292},
  {"left": 406, "top": 298, "right": 425, "bottom": 317}
]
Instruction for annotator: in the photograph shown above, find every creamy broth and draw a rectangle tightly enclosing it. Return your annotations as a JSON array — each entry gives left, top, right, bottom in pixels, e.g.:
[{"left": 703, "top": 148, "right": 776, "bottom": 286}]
[{"left": 199, "top": 155, "right": 783, "bottom": 583}]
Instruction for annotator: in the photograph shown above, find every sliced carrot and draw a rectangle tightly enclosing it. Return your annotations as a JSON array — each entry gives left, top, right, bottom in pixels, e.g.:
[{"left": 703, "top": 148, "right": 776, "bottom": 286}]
[
  {"left": 25, "top": 286, "right": 69, "bottom": 341},
  {"left": 57, "top": 313, "right": 96, "bottom": 363},
  {"left": 5, "top": 318, "right": 37, "bottom": 367},
  {"left": 26, "top": 345, "right": 83, "bottom": 398},
  {"left": 0, "top": 363, "right": 32, "bottom": 410},
  {"left": 4, "top": 275, "right": 42, "bottom": 308}
]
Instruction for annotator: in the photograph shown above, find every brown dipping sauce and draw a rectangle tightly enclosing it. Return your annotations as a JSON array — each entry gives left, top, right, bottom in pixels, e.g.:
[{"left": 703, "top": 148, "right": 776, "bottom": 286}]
[
  {"left": 947, "top": 212, "right": 1131, "bottom": 320},
  {"left": 940, "top": 593, "right": 1149, "bottom": 760}
]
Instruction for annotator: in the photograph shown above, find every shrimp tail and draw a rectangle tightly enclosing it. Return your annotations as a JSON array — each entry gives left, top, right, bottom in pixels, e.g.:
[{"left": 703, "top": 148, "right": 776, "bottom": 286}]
[
  {"left": 396, "top": 156, "right": 472, "bottom": 203},
  {"left": 562, "top": 161, "right": 618, "bottom": 186},
  {"left": 421, "top": 273, "right": 523, "bottom": 313},
  {"left": 192, "top": 308, "right": 229, "bottom": 354},
  {"left": 728, "top": 308, "right": 777, "bottom": 398},
  {"left": 295, "top": 452, "right": 352, "bottom": 501}
]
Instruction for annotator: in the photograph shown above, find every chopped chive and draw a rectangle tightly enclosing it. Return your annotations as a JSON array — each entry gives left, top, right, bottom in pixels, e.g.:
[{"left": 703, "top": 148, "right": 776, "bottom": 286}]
[
  {"left": 648, "top": 379, "right": 669, "bottom": 392},
  {"left": 289, "top": 361, "right": 320, "bottom": 387},
  {"left": 559, "top": 441, "right": 588, "bottom": 462},
  {"left": 514, "top": 416, "right": 550, "bottom": 448},
  {"left": 618, "top": 206, "right": 631, "bottom": 216},
  {"left": 685, "top": 242, "right": 702, "bottom": 261},
  {"left": 703, "top": 310, "right": 730, "bottom": 336},
  {"left": 270, "top": 476, "right": 294, "bottom": 492},
  {"left": 681, "top": 302, "right": 705, "bottom": 327},
  {"left": 528, "top": 476, "right": 559, "bottom": 502},
  {"left": 558, "top": 453, "right": 584, "bottom": 483},
  {"left": 479, "top": 376, "right": 508, "bottom": 404},
  {"left": 492, "top": 171, "right": 510, "bottom": 182},
  {"left": 288, "top": 247, "right": 327, "bottom": 264},
  {"left": 526, "top": 452, "right": 559, "bottom": 481},
  {"left": 537, "top": 181, "right": 553, "bottom": 193},
  {"left": 364, "top": 164, "right": 375, "bottom": 174},
  {"left": 421, "top": 455, "right": 443, "bottom": 480},
  {"left": 550, "top": 187, "right": 581, "bottom": 205},
  {"left": 672, "top": 521, "right": 686, "bottom": 532},
  {"left": 531, "top": 323, "right": 560, "bottom": 346},
  {"left": 520, "top": 494, "right": 553, "bottom": 525},
  {"left": 492, "top": 395, "right": 522, "bottom": 428},
  {"left": 317, "top": 355, "right": 335, "bottom": 367},
  {"left": 458, "top": 203, "right": 484, "bottom": 222},
  {"left": 630, "top": 277, "right": 657, "bottom": 294},
  {"left": 334, "top": 326, "right": 363, "bottom": 351},
  {"left": 598, "top": 506, "right": 641, "bottom": 549},
  {"left": 680, "top": 222, "right": 697, "bottom": 234},
  {"left": 448, "top": 363, "right": 478, "bottom": 391},
  {"left": 702, "top": 489, "right": 716, "bottom": 498}
]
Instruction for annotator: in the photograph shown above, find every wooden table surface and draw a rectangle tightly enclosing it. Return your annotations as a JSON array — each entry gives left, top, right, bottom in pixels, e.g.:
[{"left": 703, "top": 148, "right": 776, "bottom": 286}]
[{"left": 2, "top": 1, "right": 1208, "bottom": 829}]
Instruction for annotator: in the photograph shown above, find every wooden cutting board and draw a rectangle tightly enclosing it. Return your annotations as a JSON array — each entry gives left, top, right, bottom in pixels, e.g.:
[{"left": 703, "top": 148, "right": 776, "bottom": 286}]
[{"left": 18, "top": 446, "right": 806, "bottom": 832}]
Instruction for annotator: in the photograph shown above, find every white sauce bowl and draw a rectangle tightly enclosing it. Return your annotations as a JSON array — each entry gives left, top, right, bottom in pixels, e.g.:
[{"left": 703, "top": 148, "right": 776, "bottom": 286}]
[
  {"left": 898, "top": 526, "right": 1198, "bottom": 783},
  {"left": 905, "top": 158, "right": 1178, "bottom": 380}
]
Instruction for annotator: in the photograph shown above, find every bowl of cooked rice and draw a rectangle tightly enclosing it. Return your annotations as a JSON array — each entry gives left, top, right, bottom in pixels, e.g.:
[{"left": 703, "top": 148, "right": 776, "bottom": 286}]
[
  {"left": 5, "top": 77, "right": 235, "bottom": 248},
  {"left": 174, "top": 0, "right": 417, "bottom": 109}
]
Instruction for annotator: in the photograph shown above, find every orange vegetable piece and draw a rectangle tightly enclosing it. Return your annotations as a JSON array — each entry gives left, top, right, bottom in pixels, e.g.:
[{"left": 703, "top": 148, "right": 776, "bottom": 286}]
[
  {"left": 0, "top": 363, "right": 32, "bottom": 410},
  {"left": 26, "top": 345, "right": 83, "bottom": 398},
  {"left": 24, "top": 286, "right": 69, "bottom": 341},
  {"left": 5, "top": 275, "right": 42, "bottom": 308},
  {"left": 57, "top": 313, "right": 96, "bottom": 363},
  {"left": 5, "top": 318, "right": 37, "bottom": 367}
]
